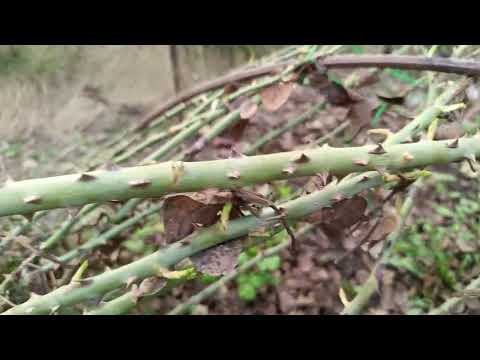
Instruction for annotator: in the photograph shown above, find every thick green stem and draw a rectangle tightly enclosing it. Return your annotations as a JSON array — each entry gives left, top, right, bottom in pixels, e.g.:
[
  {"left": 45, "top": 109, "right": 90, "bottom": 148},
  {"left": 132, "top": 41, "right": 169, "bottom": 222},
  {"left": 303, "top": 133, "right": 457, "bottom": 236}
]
[
  {"left": 1, "top": 137, "right": 478, "bottom": 218},
  {"left": 90, "top": 225, "right": 314, "bottom": 315},
  {"left": 1, "top": 172, "right": 383, "bottom": 315}
]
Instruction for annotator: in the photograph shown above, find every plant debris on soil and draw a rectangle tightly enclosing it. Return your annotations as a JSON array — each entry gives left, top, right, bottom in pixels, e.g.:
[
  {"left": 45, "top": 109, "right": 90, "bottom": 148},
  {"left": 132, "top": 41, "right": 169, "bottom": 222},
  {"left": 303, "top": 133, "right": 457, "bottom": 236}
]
[{"left": 1, "top": 45, "right": 480, "bottom": 315}]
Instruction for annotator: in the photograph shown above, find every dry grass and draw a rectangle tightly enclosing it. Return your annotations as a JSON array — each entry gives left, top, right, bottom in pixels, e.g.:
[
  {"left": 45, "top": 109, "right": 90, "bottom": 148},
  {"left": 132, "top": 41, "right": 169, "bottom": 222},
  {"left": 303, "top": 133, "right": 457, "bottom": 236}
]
[{"left": 0, "top": 45, "right": 176, "bottom": 143}]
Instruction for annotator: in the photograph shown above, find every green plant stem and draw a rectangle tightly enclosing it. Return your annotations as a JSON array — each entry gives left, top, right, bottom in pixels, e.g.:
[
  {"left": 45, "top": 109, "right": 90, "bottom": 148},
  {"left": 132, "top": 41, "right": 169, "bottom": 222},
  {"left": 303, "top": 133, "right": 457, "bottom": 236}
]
[
  {"left": 0, "top": 211, "right": 47, "bottom": 255},
  {"left": 147, "top": 90, "right": 223, "bottom": 136},
  {"left": 89, "top": 225, "right": 314, "bottom": 316},
  {"left": 86, "top": 277, "right": 190, "bottom": 315},
  {"left": 341, "top": 182, "right": 420, "bottom": 315},
  {"left": 37, "top": 203, "right": 164, "bottom": 273},
  {"left": 135, "top": 45, "right": 344, "bottom": 132},
  {"left": 343, "top": 62, "right": 441, "bottom": 315},
  {"left": 1, "top": 136, "right": 478, "bottom": 218},
  {"left": 84, "top": 103, "right": 189, "bottom": 169},
  {"left": 175, "top": 96, "right": 262, "bottom": 160},
  {"left": 120, "top": 109, "right": 227, "bottom": 164},
  {"left": 57, "top": 83, "right": 265, "bottom": 250},
  {"left": 115, "top": 94, "right": 225, "bottom": 164},
  {"left": 111, "top": 199, "right": 143, "bottom": 224},
  {"left": 244, "top": 101, "right": 326, "bottom": 155},
  {"left": 429, "top": 277, "right": 480, "bottom": 315},
  {"left": 86, "top": 291, "right": 136, "bottom": 315},
  {"left": 384, "top": 78, "right": 470, "bottom": 145},
  {"left": 313, "top": 122, "right": 350, "bottom": 146},
  {"left": 40, "top": 204, "right": 99, "bottom": 250},
  {"left": 167, "top": 224, "right": 315, "bottom": 315},
  {"left": 1, "top": 172, "right": 384, "bottom": 315}
]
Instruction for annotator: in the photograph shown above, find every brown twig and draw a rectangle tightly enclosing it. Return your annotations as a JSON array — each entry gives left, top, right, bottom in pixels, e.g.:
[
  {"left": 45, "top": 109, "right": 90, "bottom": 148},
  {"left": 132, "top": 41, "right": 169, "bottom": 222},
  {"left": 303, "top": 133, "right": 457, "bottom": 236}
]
[
  {"left": 133, "top": 63, "right": 292, "bottom": 132},
  {"left": 15, "top": 237, "right": 76, "bottom": 269},
  {"left": 0, "top": 254, "right": 36, "bottom": 296},
  {"left": 135, "top": 54, "right": 480, "bottom": 132},
  {"left": 321, "top": 55, "right": 480, "bottom": 76}
]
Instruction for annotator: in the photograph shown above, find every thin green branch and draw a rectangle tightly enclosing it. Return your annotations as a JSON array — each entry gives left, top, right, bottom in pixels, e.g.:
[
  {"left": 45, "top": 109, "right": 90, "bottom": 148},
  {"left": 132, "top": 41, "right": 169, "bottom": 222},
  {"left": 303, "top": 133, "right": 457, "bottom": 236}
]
[
  {"left": 40, "top": 204, "right": 99, "bottom": 250},
  {"left": 341, "top": 182, "right": 420, "bottom": 315},
  {"left": 244, "top": 101, "right": 326, "bottom": 155},
  {"left": 384, "top": 78, "right": 470, "bottom": 145},
  {"left": 429, "top": 277, "right": 480, "bottom": 315},
  {"left": 1, "top": 172, "right": 385, "bottom": 315},
  {"left": 0, "top": 211, "right": 48, "bottom": 255},
  {"left": 168, "top": 225, "right": 315, "bottom": 315},
  {"left": 36, "top": 203, "right": 164, "bottom": 274}
]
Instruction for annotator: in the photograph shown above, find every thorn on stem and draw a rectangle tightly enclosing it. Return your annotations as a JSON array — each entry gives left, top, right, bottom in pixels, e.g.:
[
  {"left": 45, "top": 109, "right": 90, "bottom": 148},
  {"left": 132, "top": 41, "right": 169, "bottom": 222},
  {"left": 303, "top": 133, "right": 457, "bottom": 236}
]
[
  {"left": 332, "top": 193, "right": 345, "bottom": 203},
  {"left": 77, "top": 173, "right": 97, "bottom": 182},
  {"left": 447, "top": 138, "right": 459, "bottom": 149},
  {"left": 294, "top": 153, "right": 311, "bottom": 164},
  {"left": 282, "top": 165, "right": 296, "bottom": 175},
  {"left": 368, "top": 144, "right": 387, "bottom": 155},
  {"left": 359, "top": 176, "right": 370, "bottom": 183},
  {"left": 128, "top": 179, "right": 152, "bottom": 188},
  {"left": 402, "top": 152, "right": 414, "bottom": 162},
  {"left": 464, "top": 154, "right": 477, "bottom": 172},
  {"left": 139, "top": 160, "right": 158, "bottom": 166},
  {"left": 401, "top": 136, "right": 414, "bottom": 144},
  {"left": 24, "top": 195, "right": 42, "bottom": 205},
  {"left": 353, "top": 159, "right": 368, "bottom": 166},
  {"left": 227, "top": 170, "right": 241, "bottom": 180}
]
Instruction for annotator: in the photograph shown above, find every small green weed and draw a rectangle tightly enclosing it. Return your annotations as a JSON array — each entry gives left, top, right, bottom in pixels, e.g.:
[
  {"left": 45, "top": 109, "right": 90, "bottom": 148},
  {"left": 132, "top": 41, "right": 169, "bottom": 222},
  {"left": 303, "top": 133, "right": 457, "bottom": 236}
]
[{"left": 388, "top": 174, "right": 480, "bottom": 313}]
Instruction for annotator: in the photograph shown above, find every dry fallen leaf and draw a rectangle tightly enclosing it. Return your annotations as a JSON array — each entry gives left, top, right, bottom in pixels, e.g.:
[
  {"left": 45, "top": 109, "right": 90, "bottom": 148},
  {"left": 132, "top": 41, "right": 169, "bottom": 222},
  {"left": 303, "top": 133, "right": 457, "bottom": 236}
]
[
  {"left": 162, "top": 195, "right": 224, "bottom": 244},
  {"left": 190, "top": 241, "right": 244, "bottom": 276},
  {"left": 307, "top": 196, "right": 367, "bottom": 227},
  {"left": 261, "top": 82, "right": 294, "bottom": 112},
  {"left": 307, "top": 196, "right": 368, "bottom": 242},
  {"left": 162, "top": 190, "right": 246, "bottom": 276},
  {"left": 239, "top": 98, "right": 259, "bottom": 119},
  {"left": 132, "top": 277, "right": 167, "bottom": 302},
  {"left": 324, "top": 82, "right": 353, "bottom": 107},
  {"left": 349, "top": 99, "right": 375, "bottom": 132}
]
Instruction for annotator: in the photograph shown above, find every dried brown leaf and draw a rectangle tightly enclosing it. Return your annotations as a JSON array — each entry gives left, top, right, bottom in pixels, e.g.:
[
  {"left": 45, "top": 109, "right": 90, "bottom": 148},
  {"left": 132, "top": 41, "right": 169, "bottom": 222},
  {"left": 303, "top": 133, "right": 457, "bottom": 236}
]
[
  {"left": 220, "top": 118, "right": 250, "bottom": 143},
  {"left": 324, "top": 82, "right": 353, "bottom": 107},
  {"left": 350, "top": 99, "right": 375, "bottom": 131},
  {"left": 261, "top": 82, "right": 294, "bottom": 112},
  {"left": 190, "top": 240, "right": 243, "bottom": 276},
  {"left": 376, "top": 94, "right": 405, "bottom": 105},
  {"left": 190, "top": 205, "right": 245, "bottom": 276},
  {"left": 163, "top": 191, "right": 246, "bottom": 276},
  {"left": 162, "top": 195, "right": 223, "bottom": 244},
  {"left": 239, "top": 98, "right": 259, "bottom": 119},
  {"left": 132, "top": 277, "right": 167, "bottom": 302},
  {"left": 307, "top": 196, "right": 368, "bottom": 237}
]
